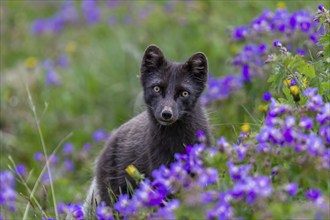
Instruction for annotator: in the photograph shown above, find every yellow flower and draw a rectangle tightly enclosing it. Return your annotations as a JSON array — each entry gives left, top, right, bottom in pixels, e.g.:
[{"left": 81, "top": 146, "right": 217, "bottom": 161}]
[
  {"left": 25, "top": 57, "right": 38, "bottom": 70},
  {"left": 125, "top": 164, "right": 141, "bottom": 180},
  {"left": 258, "top": 104, "right": 268, "bottom": 112},
  {"left": 241, "top": 123, "right": 250, "bottom": 133},
  {"left": 290, "top": 85, "right": 299, "bottom": 96},
  {"left": 283, "top": 79, "right": 291, "bottom": 87},
  {"left": 277, "top": 2, "right": 286, "bottom": 9},
  {"left": 65, "top": 41, "right": 77, "bottom": 54}
]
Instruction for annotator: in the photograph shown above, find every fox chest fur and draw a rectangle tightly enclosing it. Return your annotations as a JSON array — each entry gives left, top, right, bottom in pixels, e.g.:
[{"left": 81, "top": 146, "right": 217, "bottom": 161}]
[{"left": 94, "top": 45, "right": 211, "bottom": 206}]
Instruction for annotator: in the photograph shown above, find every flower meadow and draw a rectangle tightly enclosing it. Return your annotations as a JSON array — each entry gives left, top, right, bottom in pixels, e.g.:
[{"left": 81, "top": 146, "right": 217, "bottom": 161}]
[{"left": 1, "top": 1, "right": 329, "bottom": 220}]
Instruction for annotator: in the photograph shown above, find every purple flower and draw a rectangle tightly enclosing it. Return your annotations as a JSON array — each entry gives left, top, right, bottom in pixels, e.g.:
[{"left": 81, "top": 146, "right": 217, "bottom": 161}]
[
  {"left": 64, "top": 159, "right": 75, "bottom": 172},
  {"left": 34, "top": 152, "right": 43, "bottom": 161},
  {"left": 263, "top": 92, "right": 272, "bottom": 101},
  {"left": 306, "top": 134, "right": 324, "bottom": 156},
  {"left": 316, "top": 103, "right": 330, "bottom": 125},
  {"left": 305, "top": 188, "right": 322, "bottom": 201},
  {"left": 107, "top": 0, "right": 121, "bottom": 8},
  {"left": 319, "top": 125, "right": 330, "bottom": 144},
  {"left": 45, "top": 69, "right": 61, "bottom": 86},
  {"left": 81, "top": 0, "right": 101, "bottom": 25},
  {"left": 304, "top": 88, "right": 323, "bottom": 111},
  {"left": 93, "top": 129, "right": 110, "bottom": 142},
  {"left": 284, "top": 183, "right": 298, "bottom": 196},
  {"left": 58, "top": 1, "right": 79, "bottom": 24},
  {"left": 318, "top": 4, "right": 325, "bottom": 11},
  {"left": 232, "top": 26, "right": 248, "bottom": 40},
  {"left": 0, "top": 187, "right": 17, "bottom": 211},
  {"left": 31, "top": 19, "right": 48, "bottom": 35},
  {"left": 196, "top": 130, "right": 206, "bottom": 143},
  {"left": 49, "top": 154, "right": 58, "bottom": 164},
  {"left": 273, "top": 40, "right": 281, "bottom": 47},
  {"left": 14, "top": 164, "right": 27, "bottom": 177},
  {"left": 299, "top": 117, "right": 313, "bottom": 130},
  {"left": 96, "top": 202, "right": 114, "bottom": 220},
  {"left": 299, "top": 21, "right": 311, "bottom": 32},
  {"left": 0, "top": 171, "right": 15, "bottom": 188},
  {"left": 206, "top": 195, "right": 234, "bottom": 220},
  {"left": 56, "top": 54, "right": 69, "bottom": 68},
  {"left": 114, "top": 194, "right": 130, "bottom": 214},
  {"left": 63, "top": 142, "right": 74, "bottom": 155},
  {"left": 67, "top": 203, "right": 84, "bottom": 220},
  {"left": 83, "top": 142, "right": 92, "bottom": 151},
  {"left": 197, "top": 167, "right": 218, "bottom": 187},
  {"left": 151, "top": 199, "right": 179, "bottom": 219},
  {"left": 254, "top": 176, "right": 273, "bottom": 198},
  {"left": 57, "top": 202, "right": 67, "bottom": 214},
  {"left": 202, "top": 75, "right": 243, "bottom": 104},
  {"left": 242, "top": 65, "right": 251, "bottom": 82},
  {"left": 234, "top": 144, "right": 248, "bottom": 161},
  {"left": 296, "top": 48, "right": 306, "bottom": 56},
  {"left": 227, "top": 162, "right": 252, "bottom": 182}
]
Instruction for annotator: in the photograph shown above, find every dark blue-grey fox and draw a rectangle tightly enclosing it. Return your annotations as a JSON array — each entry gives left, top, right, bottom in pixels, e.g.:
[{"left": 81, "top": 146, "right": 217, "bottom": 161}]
[{"left": 84, "top": 45, "right": 211, "bottom": 210}]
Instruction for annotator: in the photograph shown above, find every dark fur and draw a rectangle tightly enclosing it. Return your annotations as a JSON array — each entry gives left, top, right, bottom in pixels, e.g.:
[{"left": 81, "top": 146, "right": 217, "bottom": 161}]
[{"left": 96, "top": 45, "right": 210, "bottom": 205}]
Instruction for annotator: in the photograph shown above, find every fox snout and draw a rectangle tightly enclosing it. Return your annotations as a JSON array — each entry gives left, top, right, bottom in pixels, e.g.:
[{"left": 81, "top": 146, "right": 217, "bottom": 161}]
[
  {"left": 161, "top": 106, "right": 173, "bottom": 121},
  {"left": 157, "top": 105, "right": 178, "bottom": 126}
]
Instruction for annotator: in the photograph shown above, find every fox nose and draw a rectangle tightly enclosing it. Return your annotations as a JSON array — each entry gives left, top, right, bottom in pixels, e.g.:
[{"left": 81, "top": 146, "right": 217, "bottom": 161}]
[{"left": 161, "top": 109, "right": 173, "bottom": 120}]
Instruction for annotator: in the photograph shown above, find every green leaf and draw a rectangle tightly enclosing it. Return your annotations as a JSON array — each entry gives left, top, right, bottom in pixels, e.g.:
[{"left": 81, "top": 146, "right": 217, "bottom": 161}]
[
  {"left": 297, "top": 63, "right": 315, "bottom": 79},
  {"left": 317, "top": 32, "right": 330, "bottom": 46},
  {"left": 267, "top": 73, "right": 279, "bottom": 83}
]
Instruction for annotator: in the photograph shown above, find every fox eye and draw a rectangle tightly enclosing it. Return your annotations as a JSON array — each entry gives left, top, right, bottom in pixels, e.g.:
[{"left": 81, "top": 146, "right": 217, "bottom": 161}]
[
  {"left": 153, "top": 86, "right": 161, "bottom": 93},
  {"left": 181, "top": 91, "right": 189, "bottom": 97}
]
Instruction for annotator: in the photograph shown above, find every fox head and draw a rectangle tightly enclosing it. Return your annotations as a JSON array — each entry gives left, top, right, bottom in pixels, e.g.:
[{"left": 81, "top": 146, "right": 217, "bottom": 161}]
[{"left": 140, "top": 45, "right": 208, "bottom": 126}]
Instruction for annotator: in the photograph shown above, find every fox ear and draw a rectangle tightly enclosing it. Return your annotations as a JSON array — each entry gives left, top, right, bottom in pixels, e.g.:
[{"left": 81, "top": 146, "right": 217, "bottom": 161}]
[
  {"left": 141, "top": 45, "right": 165, "bottom": 75},
  {"left": 184, "top": 52, "right": 208, "bottom": 84}
]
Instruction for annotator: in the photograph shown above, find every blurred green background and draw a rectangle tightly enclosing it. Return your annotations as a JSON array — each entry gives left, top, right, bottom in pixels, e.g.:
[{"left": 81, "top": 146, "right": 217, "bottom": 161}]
[{"left": 0, "top": 0, "right": 326, "bottom": 211}]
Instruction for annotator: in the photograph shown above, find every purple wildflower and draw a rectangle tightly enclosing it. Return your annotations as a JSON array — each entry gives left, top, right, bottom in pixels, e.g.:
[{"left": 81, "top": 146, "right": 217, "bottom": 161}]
[
  {"left": 305, "top": 188, "right": 322, "bottom": 201},
  {"left": 197, "top": 130, "right": 206, "bottom": 143},
  {"left": 263, "top": 92, "right": 272, "bottom": 101},
  {"left": 206, "top": 194, "right": 234, "bottom": 220},
  {"left": 64, "top": 159, "right": 75, "bottom": 172},
  {"left": 114, "top": 194, "right": 130, "bottom": 215},
  {"left": 63, "top": 142, "right": 74, "bottom": 155},
  {"left": 0, "top": 171, "right": 17, "bottom": 212},
  {"left": 81, "top": 0, "right": 101, "bottom": 25},
  {"left": 316, "top": 103, "right": 330, "bottom": 125},
  {"left": 34, "top": 152, "right": 43, "bottom": 161},
  {"left": 57, "top": 202, "right": 67, "bottom": 214},
  {"left": 67, "top": 203, "right": 84, "bottom": 220},
  {"left": 299, "top": 117, "right": 313, "bottom": 130},
  {"left": 45, "top": 69, "right": 61, "bottom": 86},
  {"left": 93, "top": 129, "right": 110, "bottom": 142},
  {"left": 83, "top": 142, "right": 92, "bottom": 151},
  {"left": 96, "top": 202, "right": 114, "bottom": 220},
  {"left": 56, "top": 54, "right": 69, "bottom": 68},
  {"left": 306, "top": 134, "right": 324, "bottom": 156},
  {"left": 197, "top": 167, "right": 218, "bottom": 187},
  {"left": 14, "top": 164, "right": 27, "bottom": 177},
  {"left": 284, "top": 183, "right": 298, "bottom": 196},
  {"left": 318, "top": 4, "right": 325, "bottom": 12},
  {"left": 273, "top": 40, "right": 281, "bottom": 47},
  {"left": 151, "top": 199, "right": 179, "bottom": 219},
  {"left": 232, "top": 26, "right": 248, "bottom": 40},
  {"left": 304, "top": 88, "right": 323, "bottom": 111},
  {"left": 319, "top": 125, "right": 330, "bottom": 144},
  {"left": 227, "top": 162, "right": 252, "bottom": 182}
]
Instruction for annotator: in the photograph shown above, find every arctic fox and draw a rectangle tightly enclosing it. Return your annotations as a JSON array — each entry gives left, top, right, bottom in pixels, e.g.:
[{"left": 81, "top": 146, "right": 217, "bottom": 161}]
[{"left": 84, "top": 45, "right": 210, "bottom": 212}]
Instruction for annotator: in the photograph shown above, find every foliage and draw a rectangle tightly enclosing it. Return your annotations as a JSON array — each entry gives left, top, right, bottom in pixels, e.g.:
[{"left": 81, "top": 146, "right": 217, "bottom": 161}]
[{"left": 0, "top": 1, "right": 329, "bottom": 220}]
